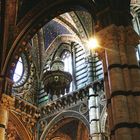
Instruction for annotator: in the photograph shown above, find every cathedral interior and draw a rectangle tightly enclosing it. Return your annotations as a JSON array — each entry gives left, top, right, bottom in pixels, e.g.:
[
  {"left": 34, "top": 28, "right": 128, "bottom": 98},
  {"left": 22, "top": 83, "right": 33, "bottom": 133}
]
[{"left": 1, "top": 0, "right": 140, "bottom": 140}]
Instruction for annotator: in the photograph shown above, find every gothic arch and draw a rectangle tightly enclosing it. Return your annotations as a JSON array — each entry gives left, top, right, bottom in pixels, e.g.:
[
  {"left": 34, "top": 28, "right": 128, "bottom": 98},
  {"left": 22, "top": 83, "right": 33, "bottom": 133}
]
[
  {"left": 40, "top": 110, "right": 89, "bottom": 140},
  {"left": 45, "top": 34, "right": 84, "bottom": 59},
  {"left": 100, "top": 106, "right": 107, "bottom": 133}
]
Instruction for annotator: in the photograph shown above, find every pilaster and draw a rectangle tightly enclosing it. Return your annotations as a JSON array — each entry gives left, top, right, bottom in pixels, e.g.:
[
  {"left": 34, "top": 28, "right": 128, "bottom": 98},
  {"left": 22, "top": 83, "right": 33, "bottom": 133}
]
[{"left": 88, "top": 86, "right": 101, "bottom": 140}]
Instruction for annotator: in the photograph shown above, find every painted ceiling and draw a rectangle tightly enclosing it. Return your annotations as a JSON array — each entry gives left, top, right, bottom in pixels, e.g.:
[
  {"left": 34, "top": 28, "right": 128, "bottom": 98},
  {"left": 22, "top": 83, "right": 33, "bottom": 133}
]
[{"left": 43, "top": 19, "right": 72, "bottom": 48}]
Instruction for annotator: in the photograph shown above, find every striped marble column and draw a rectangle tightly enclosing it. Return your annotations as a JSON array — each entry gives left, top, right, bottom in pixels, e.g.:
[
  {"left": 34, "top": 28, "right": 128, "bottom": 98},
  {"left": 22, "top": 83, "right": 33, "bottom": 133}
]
[
  {"left": 88, "top": 87, "right": 101, "bottom": 140},
  {"left": 101, "top": 52, "right": 114, "bottom": 140},
  {"left": 87, "top": 55, "right": 94, "bottom": 83},
  {"left": 125, "top": 26, "right": 140, "bottom": 140},
  {"left": 86, "top": 53, "right": 101, "bottom": 139},
  {"left": 96, "top": 24, "right": 140, "bottom": 140}
]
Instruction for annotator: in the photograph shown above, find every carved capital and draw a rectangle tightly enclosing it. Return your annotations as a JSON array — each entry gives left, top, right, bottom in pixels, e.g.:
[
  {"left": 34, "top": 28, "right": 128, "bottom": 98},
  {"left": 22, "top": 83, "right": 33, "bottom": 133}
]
[{"left": 0, "top": 94, "right": 15, "bottom": 109}]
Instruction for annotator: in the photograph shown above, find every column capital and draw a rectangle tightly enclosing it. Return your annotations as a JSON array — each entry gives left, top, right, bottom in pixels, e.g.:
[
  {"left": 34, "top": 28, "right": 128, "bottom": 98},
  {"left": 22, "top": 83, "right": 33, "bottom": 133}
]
[{"left": 0, "top": 94, "right": 15, "bottom": 110}]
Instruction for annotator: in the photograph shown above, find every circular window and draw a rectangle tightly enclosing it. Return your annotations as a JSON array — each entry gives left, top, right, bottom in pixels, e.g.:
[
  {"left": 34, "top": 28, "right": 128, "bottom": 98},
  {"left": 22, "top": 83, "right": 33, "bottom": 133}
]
[
  {"left": 13, "top": 57, "right": 23, "bottom": 82},
  {"left": 13, "top": 54, "right": 28, "bottom": 87}
]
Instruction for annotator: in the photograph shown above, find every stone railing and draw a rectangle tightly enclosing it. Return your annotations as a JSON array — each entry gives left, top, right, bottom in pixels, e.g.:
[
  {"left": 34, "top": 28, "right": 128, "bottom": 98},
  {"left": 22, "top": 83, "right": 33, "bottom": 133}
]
[
  {"left": 14, "top": 97, "right": 40, "bottom": 118},
  {"left": 40, "top": 79, "right": 104, "bottom": 117},
  {"left": 13, "top": 79, "right": 104, "bottom": 119},
  {"left": 13, "top": 97, "right": 40, "bottom": 131}
]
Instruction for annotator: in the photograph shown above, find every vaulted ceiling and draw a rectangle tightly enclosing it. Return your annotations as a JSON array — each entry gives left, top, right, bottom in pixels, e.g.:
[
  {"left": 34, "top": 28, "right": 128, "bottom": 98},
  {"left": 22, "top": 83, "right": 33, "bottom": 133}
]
[{"left": 0, "top": 0, "right": 132, "bottom": 79}]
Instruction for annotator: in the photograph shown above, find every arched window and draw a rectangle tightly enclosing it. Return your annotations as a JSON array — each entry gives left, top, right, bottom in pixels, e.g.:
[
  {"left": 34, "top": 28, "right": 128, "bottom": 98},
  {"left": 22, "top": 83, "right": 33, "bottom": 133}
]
[
  {"left": 61, "top": 50, "right": 73, "bottom": 92},
  {"left": 61, "top": 51, "right": 72, "bottom": 74},
  {"left": 13, "top": 54, "right": 28, "bottom": 88},
  {"left": 13, "top": 57, "right": 23, "bottom": 82},
  {"left": 136, "top": 47, "right": 140, "bottom": 64},
  {"left": 132, "top": 14, "right": 140, "bottom": 65}
]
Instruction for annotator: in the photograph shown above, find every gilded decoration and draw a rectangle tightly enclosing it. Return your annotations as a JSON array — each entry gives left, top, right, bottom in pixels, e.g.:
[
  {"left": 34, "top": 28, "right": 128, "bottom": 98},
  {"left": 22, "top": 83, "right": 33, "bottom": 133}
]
[
  {"left": 1, "top": 0, "right": 140, "bottom": 140},
  {"left": 7, "top": 120, "right": 21, "bottom": 140},
  {"left": 0, "top": 94, "right": 14, "bottom": 109}
]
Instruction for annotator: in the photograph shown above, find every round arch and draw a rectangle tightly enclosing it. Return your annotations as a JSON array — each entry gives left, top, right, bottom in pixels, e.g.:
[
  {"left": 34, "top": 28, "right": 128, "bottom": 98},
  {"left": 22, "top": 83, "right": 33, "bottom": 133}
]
[
  {"left": 3, "top": 0, "right": 96, "bottom": 77},
  {"left": 40, "top": 110, "right": 89, "bottom": 140},
  {"left": 8, "top": 111, "right": 31, "bottom": 140}
]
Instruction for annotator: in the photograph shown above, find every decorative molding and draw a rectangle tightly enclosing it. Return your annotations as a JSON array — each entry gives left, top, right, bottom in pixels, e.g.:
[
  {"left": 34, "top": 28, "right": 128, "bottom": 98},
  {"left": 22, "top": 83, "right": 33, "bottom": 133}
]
[
  {"left": 8, "top": 111, "right": 32, "bottom": 140},
  {"left": 40, "top": 110, "right": 90, "bottom": 140},
  {"left": 0, "top": 94, "right": 14, "bottom": 109}
]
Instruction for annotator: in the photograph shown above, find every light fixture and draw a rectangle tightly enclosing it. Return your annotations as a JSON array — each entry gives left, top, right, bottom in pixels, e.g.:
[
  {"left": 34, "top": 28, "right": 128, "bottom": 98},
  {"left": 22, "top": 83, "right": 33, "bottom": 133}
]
[
  {"left": 87, "top": 37, "right": 99, "bottom": 50},
  {"left": 87, "top": 18, "right": 100, "bottom": 51}
]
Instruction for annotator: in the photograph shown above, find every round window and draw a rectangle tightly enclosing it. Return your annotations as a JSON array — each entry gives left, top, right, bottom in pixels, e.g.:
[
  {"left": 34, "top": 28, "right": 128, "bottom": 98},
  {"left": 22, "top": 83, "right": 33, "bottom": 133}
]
[
  {"left": 13, "top": 54, "right": 28, "bottom": 87},
  {"left": 13, "top": 57, "right": 23, "bottom": 82}
]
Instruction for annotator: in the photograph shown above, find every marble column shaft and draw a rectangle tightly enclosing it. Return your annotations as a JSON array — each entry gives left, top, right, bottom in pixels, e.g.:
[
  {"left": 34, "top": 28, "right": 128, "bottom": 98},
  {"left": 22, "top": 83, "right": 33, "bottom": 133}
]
[
  {"left": 88, "top": 87, "right": 101, "bottom": 140},
  {"left": 96, "top": 25, "right": 140, "bottom": 140},
  {"left": 125, "top": 26, "right": 140, "bottom": 140}
]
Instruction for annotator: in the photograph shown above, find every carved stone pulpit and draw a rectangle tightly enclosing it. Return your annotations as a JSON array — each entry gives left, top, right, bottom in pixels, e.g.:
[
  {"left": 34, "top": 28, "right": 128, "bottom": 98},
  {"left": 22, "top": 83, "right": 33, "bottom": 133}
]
[{"left": 43, "top": 57, "right": 72, "bottom": 99}]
